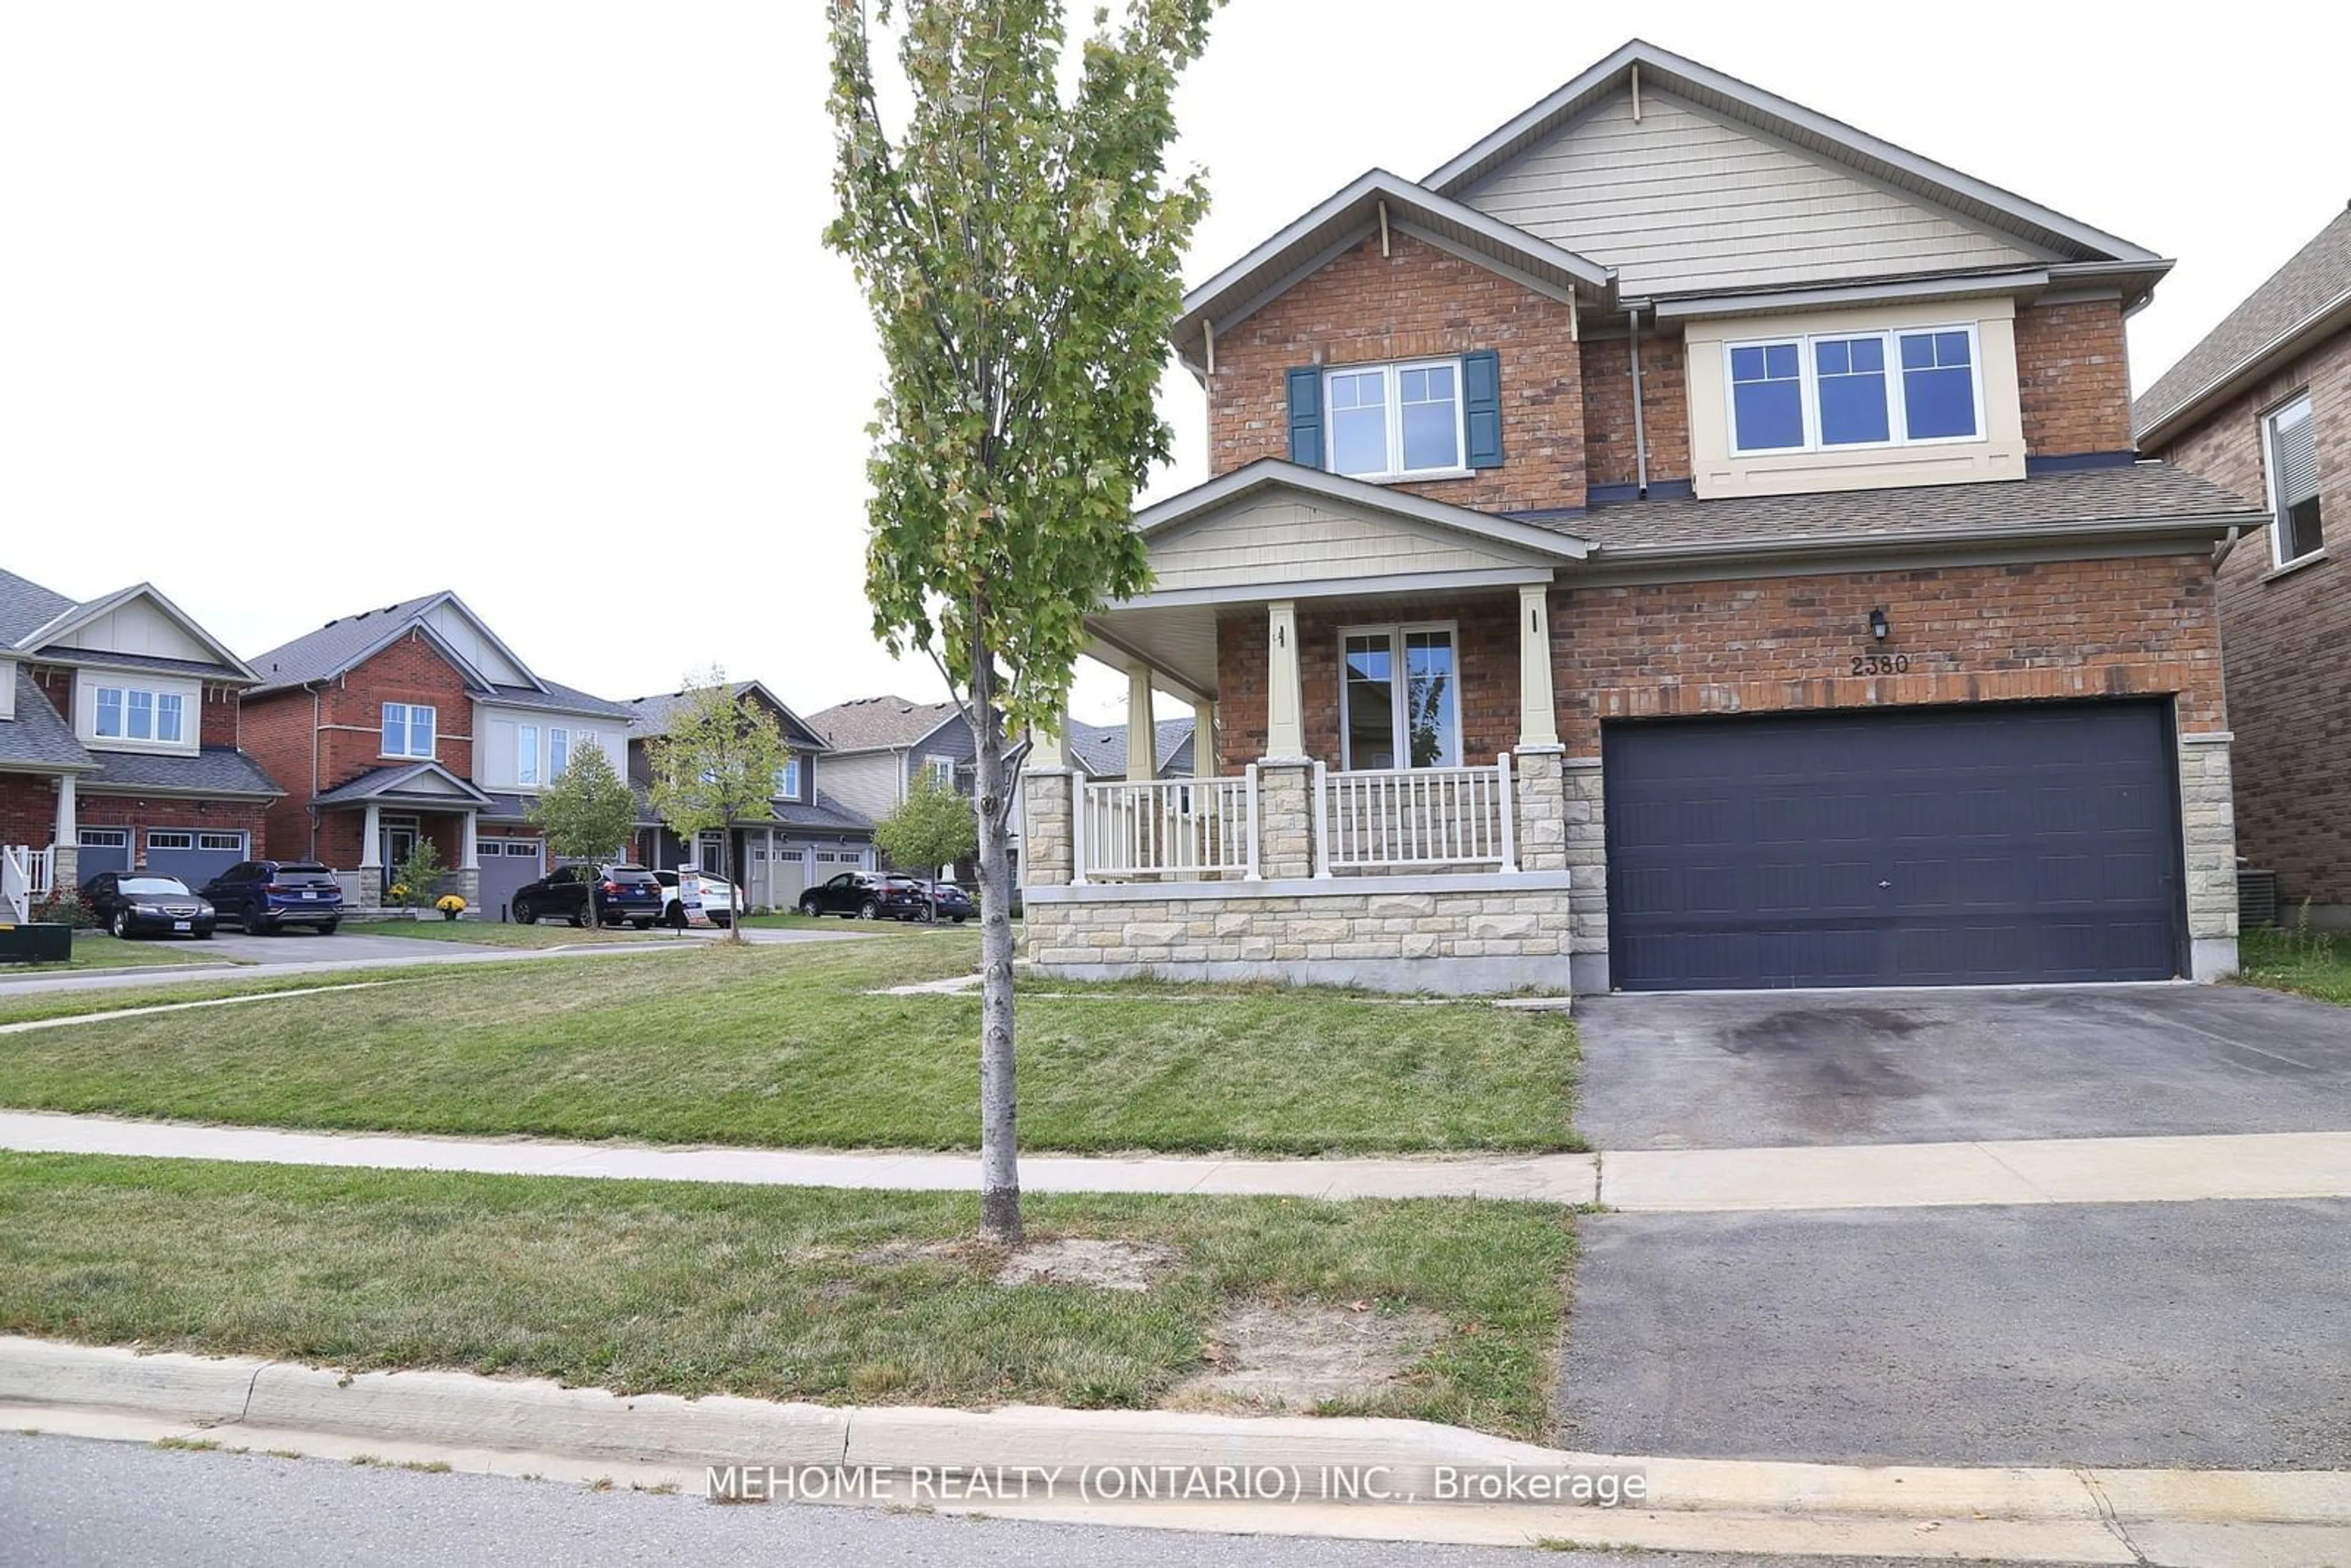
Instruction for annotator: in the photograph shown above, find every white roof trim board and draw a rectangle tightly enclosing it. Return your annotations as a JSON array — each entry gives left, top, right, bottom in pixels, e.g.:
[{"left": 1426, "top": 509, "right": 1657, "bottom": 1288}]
[
  {"left": 1131, "top": 459, "right": 1592, "bottom": 561},
  {"left": 1422, "top": 39, "right": 2159, "bottom": 267},
  {"left": 10, "top": 582, "right": 259, "bottom": 681},
  {"left": 1170, "top": 170, "right": 1613, "bottom": 370}
]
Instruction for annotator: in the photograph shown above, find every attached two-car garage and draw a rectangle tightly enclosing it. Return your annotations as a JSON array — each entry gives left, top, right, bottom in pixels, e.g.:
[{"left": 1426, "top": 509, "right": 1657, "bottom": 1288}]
[{"left": 1603, "top": 701, "right": 2188, "bottom": 990}]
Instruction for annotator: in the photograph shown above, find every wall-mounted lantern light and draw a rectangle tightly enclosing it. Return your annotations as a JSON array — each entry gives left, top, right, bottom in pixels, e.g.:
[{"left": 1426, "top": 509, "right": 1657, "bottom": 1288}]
[{"left": 1869, "top": 609, "right": 1889, "bottom": 642}]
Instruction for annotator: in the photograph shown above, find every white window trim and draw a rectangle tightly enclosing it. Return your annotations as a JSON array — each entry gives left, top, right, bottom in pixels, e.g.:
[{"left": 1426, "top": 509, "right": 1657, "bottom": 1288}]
[
  {"left": 78, "top": 672, "right": 199, "bottom": 754},
  {"left": 78, "top": 828, "right": 129, "bottom": 848},
  {"left": 2263, "top": 392, "right": 2324, "bottom": 569},
  {"left": 197, "top": 832, "right": 245, "bottom": 852},
  {"left": 1324, "top": 357, "right": 1471, "bottom": 482},
  {"left": 1337, "top": 620, "right": 1464, "bottom": 771},
  {"left": 517, "top": 723, "right": 541, "bottom": 787},
  {"left": 923, "top": 755, "right": 956, "bottom": 788},
  {"left": 778, "top": 757, "right": 803, "bottom": 797},
  {"left": 381, "top": 702, "right": 439, "bottom": 761},
  {"left": 1724, "top": 324, "right": 1987, "bottom": 458},
  {"left": 146, "top": 830, "right": 195, "bottom": 850},
  {"left": 549, "top": 727, "right": 571, "bottom": 781}
]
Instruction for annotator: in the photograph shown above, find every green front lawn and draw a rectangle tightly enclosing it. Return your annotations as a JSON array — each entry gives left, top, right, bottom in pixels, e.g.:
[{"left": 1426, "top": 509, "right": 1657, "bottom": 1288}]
[
  {"left": 1, "top": 933, "right": 241, "bottom": 974},
  {"left": 0, "top": 937, "right": 1580, "bottom": 1155},
  {"left": 0, "top": 1152, "right": 1573, "bottom": 1439},
  {"left": 2237, "top": 925, "right": 2351, "bottom": 1005},
  {"left": 356, "top": 920, "right": 692, "bottom": 949}
]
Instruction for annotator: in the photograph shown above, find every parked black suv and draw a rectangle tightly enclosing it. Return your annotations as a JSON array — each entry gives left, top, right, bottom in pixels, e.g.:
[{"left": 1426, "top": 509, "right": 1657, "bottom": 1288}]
[
  {"left": 199, "top": 860, "right": 343, "bottom": 934},
  {"left": 510, "top": 864, "right": 665, "bottom": 929}
]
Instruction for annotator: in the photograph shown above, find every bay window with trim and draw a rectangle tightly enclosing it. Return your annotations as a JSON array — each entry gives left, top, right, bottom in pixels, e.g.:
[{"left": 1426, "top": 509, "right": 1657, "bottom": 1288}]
[
  {"left": 1727, "top": 324, "right": 1984, "bottom": 454},
  {"left": 381, "top": 702, "right": 437, "bottom": 760},
  {"left": 2264, "top": 392, "right": 2325, "bottom": 566},
  {"left": 1340, "top": 624, "right": 1461, "bottom": 770}
]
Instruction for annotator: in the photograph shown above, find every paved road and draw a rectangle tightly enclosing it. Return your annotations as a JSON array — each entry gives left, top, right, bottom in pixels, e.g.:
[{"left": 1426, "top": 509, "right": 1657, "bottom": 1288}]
[
  {"left": 0, "top": 1435, "right": 1983, "bottom": 1568},
  {"left": 1560, "top": 1196, "right": 2351, "bottom": 1468},
  {"left": 0, "top": 925, "right": 880, "bottom": 999},
  {"left": 1576, "top": 984, "right": 2351, "bottom": 1150}
]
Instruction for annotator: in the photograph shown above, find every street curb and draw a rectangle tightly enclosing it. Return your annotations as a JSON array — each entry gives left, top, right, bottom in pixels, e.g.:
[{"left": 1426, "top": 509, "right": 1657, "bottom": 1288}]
[{"left": 4, "top": 1336, "right": 2346, "bottom": 1533}]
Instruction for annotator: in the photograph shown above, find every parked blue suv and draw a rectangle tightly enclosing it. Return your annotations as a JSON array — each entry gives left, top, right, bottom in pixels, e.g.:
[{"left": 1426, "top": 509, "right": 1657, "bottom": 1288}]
[{"left": 199, "top": 860, "right": 343, "bottom": 935}]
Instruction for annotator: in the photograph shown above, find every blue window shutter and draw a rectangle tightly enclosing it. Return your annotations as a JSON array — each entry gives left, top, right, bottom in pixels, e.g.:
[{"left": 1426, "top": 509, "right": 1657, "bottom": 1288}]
[
  {"left": 1463, "top": 349, "right": 1503, "bottom": 468},
  {"left": 1286, "top": 367, "right": 1323, "bottom": 467}
]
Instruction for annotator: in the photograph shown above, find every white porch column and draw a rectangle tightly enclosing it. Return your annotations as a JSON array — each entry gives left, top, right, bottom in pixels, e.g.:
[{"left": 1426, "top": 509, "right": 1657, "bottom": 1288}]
[
  {"left": 1192, "top": 699, "right": 1217, "bottom": 779},
  {"left": 359, "top": 802, "right": 383, "bottom": 869},
  {"left": 1517, "top": 582, "right": 1559, "bottom": 749},
  {"left": 53, "top": 772, "right": 76, "bottom": 849},
  {"left": 460, "top": 811, "right": 479, "bottom": 870},
  {"left": 762, "top": 826, "right": 776, "bottom": 907},
  {"left": 1266, "top": 599, "right": 1305, "bottom": 759},
  {"left": 1127, "top": 666, "right": 1157, "bottom": 782}
]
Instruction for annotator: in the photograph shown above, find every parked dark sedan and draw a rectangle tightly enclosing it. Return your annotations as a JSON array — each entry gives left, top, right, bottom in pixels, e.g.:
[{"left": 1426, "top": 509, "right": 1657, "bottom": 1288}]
[
  {"left": 200, "top": 860, "right": 343, "bottom": 934},
  {"left": 510, "top": 863, "right": 665, "bottom": 929},
  {"left": 912, "top": 880, "right": 975, "bottom": 923},
  {"left": 81, "top": 872, "right": 216, "bottom": 940},
  {"left": 798, "top": 870, "right": 932, "bottom": 921}
]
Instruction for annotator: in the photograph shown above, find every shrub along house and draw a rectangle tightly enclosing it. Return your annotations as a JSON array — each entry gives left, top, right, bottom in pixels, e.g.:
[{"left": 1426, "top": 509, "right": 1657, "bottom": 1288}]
[
  {"left": 1, "top": 568, "right": 281, "bottom": 918},
  {"left": 2134, "top": 204, "right": 2350, "bottom": 930},
  {"left": 622, "top": 680, "right": 874, "bottom": 910},
  {"left": 1021, "top": 39, "right": 2262, "bottom": 995},
  {"left": 241, "top": 592, "right": 631, "bottom": 914}
]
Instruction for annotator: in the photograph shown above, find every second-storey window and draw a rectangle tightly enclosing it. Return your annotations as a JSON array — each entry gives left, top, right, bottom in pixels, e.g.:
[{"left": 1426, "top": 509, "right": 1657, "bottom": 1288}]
[
  {"left": 1325, "top": 359, "right": 1464, "bottom": 479},
  {"left": 381, "top": 702, "right": 437, "bottom": 759},
  {"left": 517, "top": 724, "right": 539, "bottom": 786},
  {"left": 93, "top": 686, "right": 186, "bottom": 743},
  {"left": 1340, "top": 625, "right": 1461, "bottom": 770},
  {"left": 2265, "top": 393, "right": 2325, "bottom": 566},
  {"left": 776, "top": 757, "right": 801, "bottom": 797},
  {"left": 1728, "top": 326, "right": 1982, "bottom": 455},
  {"left": 549, "top": 728, "right": 570, "bottom": 779}
]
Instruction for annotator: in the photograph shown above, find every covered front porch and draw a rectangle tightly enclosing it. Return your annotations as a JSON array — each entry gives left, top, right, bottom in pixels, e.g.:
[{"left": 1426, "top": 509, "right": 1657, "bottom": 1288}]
[
  {"left": 1019, "top": 462, "right": 1603, "bottom": 994},
  {"left": 1, "top": 765, "right": 90, "bottom": 921},
  {"left": 313, "top": 762, "right": 493, "bottom": 913}
]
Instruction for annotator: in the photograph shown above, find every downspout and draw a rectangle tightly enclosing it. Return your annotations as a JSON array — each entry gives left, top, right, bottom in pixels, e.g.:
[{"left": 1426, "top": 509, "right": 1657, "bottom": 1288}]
[
  {"left": 308, "top": 683, "right": 323, "bottom": 860},
  {"left": 1629, "top": 303, "right": 1651, "bottom": 498},
  {"left": 2211, "top": 524, "right": 2243, "bottom": 571}
]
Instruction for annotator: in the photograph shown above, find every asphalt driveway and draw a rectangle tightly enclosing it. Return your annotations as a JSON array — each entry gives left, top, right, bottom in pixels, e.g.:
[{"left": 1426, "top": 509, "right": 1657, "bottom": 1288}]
[
  {"left": 1576, "top": 983, "right": 2351, "bottom": 1150},
  {"left": 1559, "top": 1197, "right": 2351, "bottom": 1468}
]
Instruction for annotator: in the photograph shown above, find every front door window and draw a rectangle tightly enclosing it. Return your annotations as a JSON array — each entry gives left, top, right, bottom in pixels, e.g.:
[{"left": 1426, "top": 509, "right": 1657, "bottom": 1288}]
[{"left": 1340, "top": 625, "right": 1461, "bottom": 770}]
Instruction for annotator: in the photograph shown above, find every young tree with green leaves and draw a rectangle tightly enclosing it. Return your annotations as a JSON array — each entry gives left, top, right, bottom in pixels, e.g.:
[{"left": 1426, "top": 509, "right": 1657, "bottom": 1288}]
[
  {"left": 827, "top": 0, "right": 1220, "bottom": 1241},
  {"left": 389, "top": 837, "right": 445, "bottom": 916},
  {"left": 874, "top": 772, "right": 980, "bottom": 920},
  {"left": 528, "top": 738, "right": 638, "bottom": 899},
  {"left": 647, "top": 670, "right": 792, "bottom": 947}
]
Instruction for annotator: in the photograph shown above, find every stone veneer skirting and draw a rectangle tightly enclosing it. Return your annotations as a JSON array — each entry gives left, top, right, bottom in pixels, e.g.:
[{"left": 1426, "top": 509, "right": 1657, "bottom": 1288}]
[{"left": 1022, "top": 871, "right": 1578, "bottom": 996}]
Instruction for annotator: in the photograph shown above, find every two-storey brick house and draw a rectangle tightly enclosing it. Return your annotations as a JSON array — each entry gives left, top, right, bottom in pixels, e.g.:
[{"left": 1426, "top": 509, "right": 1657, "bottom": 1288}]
[
  {"left": 1, "top": 568, "right": 282, "bottom": 917},
  {"left": 2135, "top": 205, "right": 2350, "bottom": 930},
  {"left": 1020, "top": 40, "right": 2263, "bottom": 995},
  {"left": 621, "top": 680, "right": 874, "bottom": 910},
  {"left": 241, "top": 592, "right": 632, "bottom": 913}
]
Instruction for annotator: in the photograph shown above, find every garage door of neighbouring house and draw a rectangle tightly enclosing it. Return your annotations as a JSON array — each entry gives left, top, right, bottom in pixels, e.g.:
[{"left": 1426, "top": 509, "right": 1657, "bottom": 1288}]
[
  {"left": 1603, "top": 702, "right": 2186, "bottom": 991},
  {"left": 144, "top": 830, "right": 248, "bottom": 887},
  {"left": 477, "top": 839, "right": 544, "bottom": 920},
  {"left": 75, "top": 828, "right": 131, "bottom": 878}
]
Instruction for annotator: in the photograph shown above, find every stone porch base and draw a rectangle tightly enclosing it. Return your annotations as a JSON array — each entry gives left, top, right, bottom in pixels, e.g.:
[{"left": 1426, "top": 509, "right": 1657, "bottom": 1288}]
[{"left": 1022, "top": 871, "right": 1583, "bottom": 997}]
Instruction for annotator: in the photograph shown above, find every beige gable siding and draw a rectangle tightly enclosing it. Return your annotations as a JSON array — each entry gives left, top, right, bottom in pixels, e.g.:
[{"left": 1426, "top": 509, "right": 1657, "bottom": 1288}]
[
  {"left": 1152, "top": 498, "right": 1543, "bottom": 593},
  {"left": 56, "top": 596, "right": 216, "bottom": 666},
  {"left": 1463, "top": 89, "right": 2045, "bottom": 297},
  {"left": 420, "top": 601, "right": 532, "bottom": 687},
  {"left": 818, "top": 749, "right": 905, "bottom": 825}
]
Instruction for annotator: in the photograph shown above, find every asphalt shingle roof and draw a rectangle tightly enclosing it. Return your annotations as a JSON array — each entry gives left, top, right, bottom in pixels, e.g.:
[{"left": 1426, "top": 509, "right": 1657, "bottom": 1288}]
[
  {"left": 0, "top": 570, "right": 78, "bottom": 647},
  {"left": 1556, "top": 463, "right": 2262, "bottom": 555},
  {"left": 247, "top": 593, "right": 448, "bottom": 691},
  {"left": 1067, "top": 717, "right": 1196, "bottom": 779},
  {"left": 808, "top": 695, "right": 963, "bottom": 753},
  {"left": 0, "top": 670, "right": 97, "bottom": 769},
  {"left": 78, "top": 746, "right": 281, "bottom": 797},
  {"left": 487, "top": 681, "right": 633, "bottom": 721},
  {"left": 28, "top": 645, "right": 247, "bottom": 682},
  {"left": 2137, "top": 205, "right": 2351, "bottom": 440},
  {"left": 626, "top": 782, "right": 873, "bottom": 833},
  {"left": 622, "top": 683, "right": 823, "bottom": 745}
]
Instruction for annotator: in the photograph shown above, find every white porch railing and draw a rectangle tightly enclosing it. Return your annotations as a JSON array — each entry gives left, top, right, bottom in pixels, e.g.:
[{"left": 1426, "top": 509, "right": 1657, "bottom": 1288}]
[
  {"left": 1315, "top": 756, "right": 1517, "bottom": 874},
  {"left": 1076, "top": 766, "right": 1259, "bottom": 882},
  {"left": 3, "top": 844, "right": 54, "bottom": 923}
]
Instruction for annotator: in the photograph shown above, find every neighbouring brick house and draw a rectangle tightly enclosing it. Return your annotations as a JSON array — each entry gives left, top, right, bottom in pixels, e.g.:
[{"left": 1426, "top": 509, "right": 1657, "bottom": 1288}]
[
  {"left": 0, "top": 568, "right": 280, "bottom": 919},
  {"left": 621, "top": 680, "right": 874, "bottom": 910},
  {"left": 241, "top": 592, "right": 631, "bottom": 914},
  {"left": 2135, "top": 204, "right": 2351, "bottom": 929},
  {"left": 1020, "top": 39, "right": 2263, "bottom": 995}
]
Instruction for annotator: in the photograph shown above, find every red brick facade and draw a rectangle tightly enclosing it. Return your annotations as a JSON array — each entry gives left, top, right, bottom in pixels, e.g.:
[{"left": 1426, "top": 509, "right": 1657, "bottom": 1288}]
[
  {"left": 0, "top": 772, "right": 60, "bottom": 852},
  {"left": 2014, "top": 298, "right": 2135, "bottom": 457},
  {"left": 1205, "top": 231, "right": 1587, "bottom": 511},
  {"left": 2147, "top": 331, "right": 2351, "bottom": 910},
  {"left": 1579, "top": 330, "right": 1691, "bottom": 489},
  {"left": 1214, "top": 555, "right": 2226, "bottom": 773},
  {"left": 72, "top": 794, "right": 274, "bottom": 869},
  {"left": 243, "top": 632, "right": 479, "bottom": 860}
]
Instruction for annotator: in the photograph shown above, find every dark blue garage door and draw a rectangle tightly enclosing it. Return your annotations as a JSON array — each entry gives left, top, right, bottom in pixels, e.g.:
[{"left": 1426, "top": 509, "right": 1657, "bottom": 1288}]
[{"left": 1604, "top": 702, "right": 2186, "bottom": 991}]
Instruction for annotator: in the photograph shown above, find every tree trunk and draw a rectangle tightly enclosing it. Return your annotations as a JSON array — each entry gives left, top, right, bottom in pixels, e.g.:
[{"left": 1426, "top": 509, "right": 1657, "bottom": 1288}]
[
  {"left": 969, "top": 634, "right": 1022, "bottom": 1244},
  {"left": 726, "top": 822, "right": 747, "bottom": 944}
]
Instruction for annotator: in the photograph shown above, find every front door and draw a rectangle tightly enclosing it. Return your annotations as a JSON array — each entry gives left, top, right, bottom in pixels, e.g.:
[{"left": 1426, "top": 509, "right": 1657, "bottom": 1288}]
[{"left": 382, "top": 823, "right": 418, "bottom": 895}]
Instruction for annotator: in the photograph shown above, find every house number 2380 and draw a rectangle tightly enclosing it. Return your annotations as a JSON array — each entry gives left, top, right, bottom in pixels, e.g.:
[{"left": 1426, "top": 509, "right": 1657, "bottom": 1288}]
[{"left": 1851, "top": 653, "right": 1910, "bottom": 676}]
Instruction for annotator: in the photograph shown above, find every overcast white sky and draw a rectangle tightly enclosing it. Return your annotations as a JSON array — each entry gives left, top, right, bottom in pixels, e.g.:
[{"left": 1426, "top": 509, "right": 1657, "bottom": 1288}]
[{"left": 4, "top": 3, "right": 2344, "bottom": 725}]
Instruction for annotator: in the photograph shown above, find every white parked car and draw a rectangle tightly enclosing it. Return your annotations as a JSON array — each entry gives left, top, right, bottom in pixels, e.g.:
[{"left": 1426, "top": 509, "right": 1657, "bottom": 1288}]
[{"left": 653, "top": 869, "right": 737, "bottom": 929}]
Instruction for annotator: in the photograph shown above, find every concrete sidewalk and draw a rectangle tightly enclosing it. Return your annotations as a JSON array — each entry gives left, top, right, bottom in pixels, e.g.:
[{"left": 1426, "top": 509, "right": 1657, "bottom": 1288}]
[{"left": 6, "top": 1109, "right": 2350, "bottom": 1210}]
